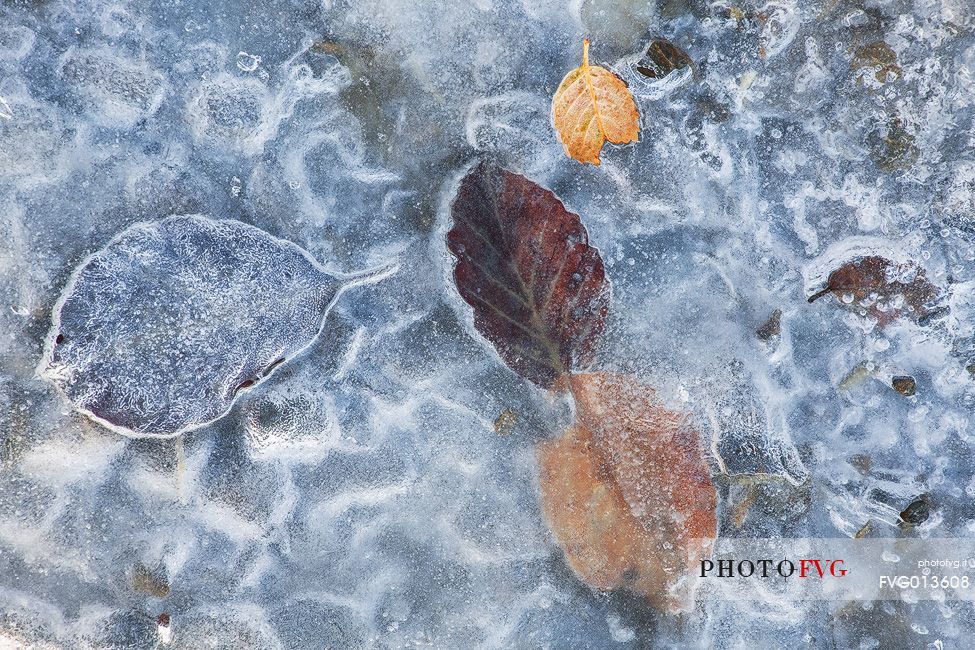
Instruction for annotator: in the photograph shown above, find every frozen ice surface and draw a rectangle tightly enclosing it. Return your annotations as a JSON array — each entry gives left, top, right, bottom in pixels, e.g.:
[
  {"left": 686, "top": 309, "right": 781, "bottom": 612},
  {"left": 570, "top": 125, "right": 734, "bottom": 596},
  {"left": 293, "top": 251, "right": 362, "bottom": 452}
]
[{"left": 1, "top": 0, "right": 975, "bottom": 648}]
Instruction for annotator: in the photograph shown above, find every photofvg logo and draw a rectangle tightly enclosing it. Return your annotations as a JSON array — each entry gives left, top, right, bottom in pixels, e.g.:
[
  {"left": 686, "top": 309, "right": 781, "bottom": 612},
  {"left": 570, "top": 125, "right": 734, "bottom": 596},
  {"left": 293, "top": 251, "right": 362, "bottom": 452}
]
[
  {"left": 695, "top": 539, "right": 975, "bottom": 602},
  {"left": 700, "top": 558, "right": 848, "bottom": 579}
]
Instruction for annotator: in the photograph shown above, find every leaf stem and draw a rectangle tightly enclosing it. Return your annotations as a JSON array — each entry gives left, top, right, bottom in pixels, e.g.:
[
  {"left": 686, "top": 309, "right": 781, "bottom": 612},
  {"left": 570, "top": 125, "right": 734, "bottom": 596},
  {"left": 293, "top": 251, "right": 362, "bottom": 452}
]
[
  {"left": 582, "top": 38, "right": 590, "bottom": 68},
  {"left": 807, "top": 286, "right": 832, "bottom": 303}
]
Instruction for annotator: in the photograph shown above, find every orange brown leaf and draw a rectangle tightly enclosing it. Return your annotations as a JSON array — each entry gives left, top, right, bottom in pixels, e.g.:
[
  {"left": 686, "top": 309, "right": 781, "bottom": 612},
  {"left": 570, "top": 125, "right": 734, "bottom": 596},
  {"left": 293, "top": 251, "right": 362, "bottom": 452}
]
[
  {"left": 536, "top": 372, "right": 717, "bottom": 612},
  {"left": 568, "top": 372, "right": 718, "bottom": 548},
  {"left": 552, "top": 39, "right": 640, "bottom": 165}
]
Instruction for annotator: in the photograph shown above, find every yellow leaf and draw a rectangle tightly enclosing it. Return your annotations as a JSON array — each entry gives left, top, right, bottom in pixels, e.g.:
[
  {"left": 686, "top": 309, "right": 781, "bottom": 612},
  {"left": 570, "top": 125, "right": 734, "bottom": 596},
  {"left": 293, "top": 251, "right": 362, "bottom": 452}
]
[{"left": 552, "top": 39, "right": 640, "bottom": 166}]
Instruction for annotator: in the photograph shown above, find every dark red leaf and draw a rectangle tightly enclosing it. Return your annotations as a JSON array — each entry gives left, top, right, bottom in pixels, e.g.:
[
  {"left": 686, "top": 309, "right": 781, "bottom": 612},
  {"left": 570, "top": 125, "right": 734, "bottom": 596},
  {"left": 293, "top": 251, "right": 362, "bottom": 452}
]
[
  {"left": 447, "top": 162, "right": 610, "bottom": 387},
  {"left": 807, "top": 256, "right": 942, "bottom": 327}
]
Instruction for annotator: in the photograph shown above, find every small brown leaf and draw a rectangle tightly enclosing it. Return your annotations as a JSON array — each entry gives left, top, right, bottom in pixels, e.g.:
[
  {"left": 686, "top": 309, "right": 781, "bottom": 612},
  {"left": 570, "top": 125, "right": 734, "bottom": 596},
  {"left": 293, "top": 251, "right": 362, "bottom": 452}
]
[
  {"left": 552, "top": 39, "right": 640, "bottom": 165},
  {"left": 807, "top": 256, "right": 941, "bottom": 327},
  {"left": 694, "top": 96, "right": 731, "bottom": 124},
  {"left": 731, "top": 484, "right": 758, "bottom": 529},
  {"left": 867, "top": 116, "right": 919, "bottom": 173},
  {"left": 1, "top": 436, "right": 16, "bottom": 471},
  {"left": 839, "top": 362, "right": 874, "bottom": 390},
  {"left": 132, "top": 563, "right": 170, "bottom": 598},
  {"left": 536, "top": 372, "right": 716, "bottom": 612},
  {"left": 447, "top": 162, "right": 610, "bottom": 388},
  {"left": 849, "top": 454, "right": 872, "bottom": 473}
]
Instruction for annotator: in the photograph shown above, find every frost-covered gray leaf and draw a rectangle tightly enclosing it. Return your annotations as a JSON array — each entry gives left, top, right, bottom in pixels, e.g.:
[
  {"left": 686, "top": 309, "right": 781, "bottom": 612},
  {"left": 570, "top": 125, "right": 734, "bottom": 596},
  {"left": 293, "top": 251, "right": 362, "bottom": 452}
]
[{"left": 39, "top": 215, "right": 392, "bottom": 438}]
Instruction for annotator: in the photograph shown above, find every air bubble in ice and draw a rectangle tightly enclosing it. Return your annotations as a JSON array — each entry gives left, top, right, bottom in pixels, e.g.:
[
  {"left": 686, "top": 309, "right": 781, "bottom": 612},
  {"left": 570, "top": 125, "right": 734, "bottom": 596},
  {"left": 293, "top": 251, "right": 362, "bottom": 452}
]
[{"left": 236, "top": 51, "right": 262, "bottom": 72}]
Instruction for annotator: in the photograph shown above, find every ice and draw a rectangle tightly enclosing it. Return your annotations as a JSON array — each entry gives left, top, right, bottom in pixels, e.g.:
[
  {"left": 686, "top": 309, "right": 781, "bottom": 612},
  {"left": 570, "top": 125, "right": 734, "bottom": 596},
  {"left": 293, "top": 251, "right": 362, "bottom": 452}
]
[
  {"left": 464, "top": 91, "right": 560, "bottom": 178},
  {"left": 186, "top": 74, "right": 272, "bottom": 152},
  {"left": 0, "top": 26, "right": 34, "bottom": 62},
  {"left": 59, "top": 47, "right": 167, "bottom": 127},
  {"left": 236, "top": 51, "right": 262, "bottom": 73},
  {"left": 2, "top": 0, "right": 975, "bottom": 647},
  {"left": 0, "top": 93, "right": 73, "bottom": 184},
  {"left": 241, "top": 384, "right": 339, "bottom": 461},
  {"left": 698, "top": 360, "right": 809, "bottom": 485}
]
